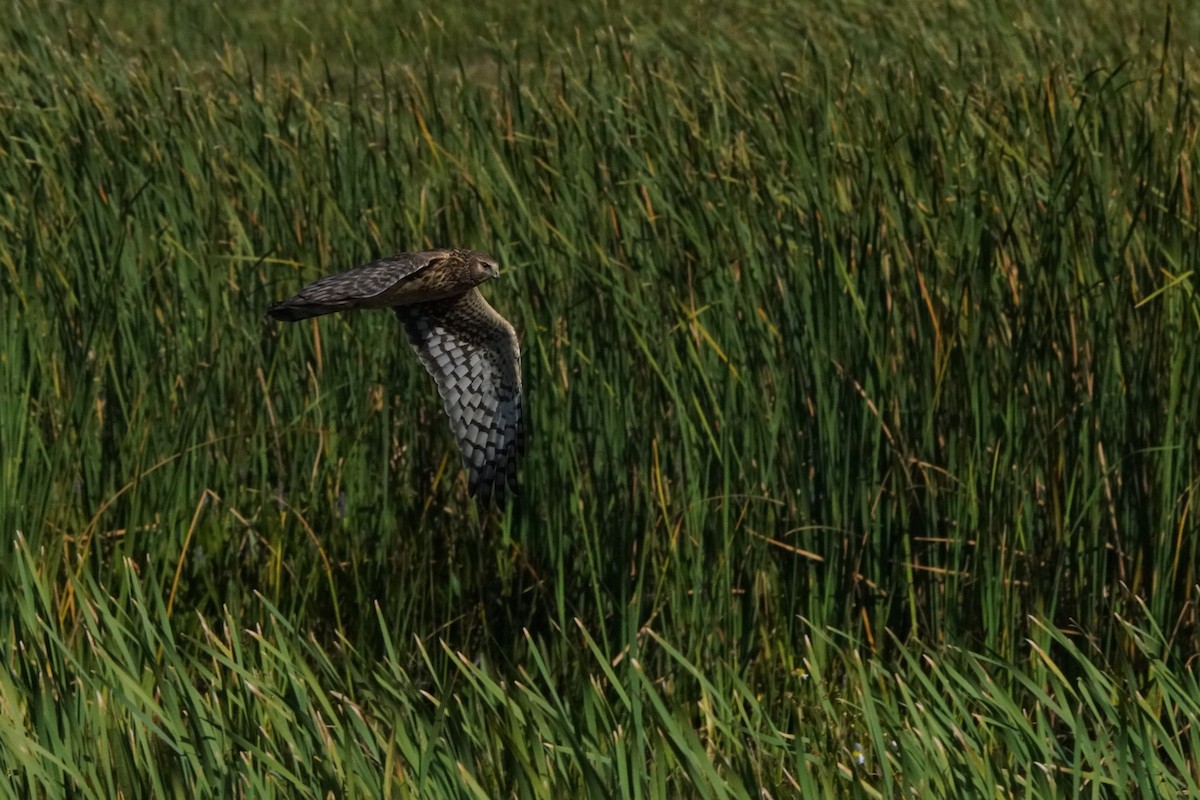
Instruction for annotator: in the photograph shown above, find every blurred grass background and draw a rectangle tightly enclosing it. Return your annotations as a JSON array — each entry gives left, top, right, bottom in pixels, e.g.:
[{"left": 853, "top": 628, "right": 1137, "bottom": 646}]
[{"left": 2, "top": 0, "right": 1199, "bottom": 796}]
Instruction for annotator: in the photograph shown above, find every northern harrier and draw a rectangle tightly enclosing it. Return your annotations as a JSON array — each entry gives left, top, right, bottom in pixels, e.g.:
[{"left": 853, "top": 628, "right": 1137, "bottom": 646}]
[{"left": 268, "top": 248, "right": 524, "bottom": 504}]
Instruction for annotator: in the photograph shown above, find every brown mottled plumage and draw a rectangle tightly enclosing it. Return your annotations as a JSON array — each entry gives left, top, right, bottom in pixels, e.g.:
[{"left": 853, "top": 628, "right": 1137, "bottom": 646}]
[{"left": 268, "top": 248, "right": 524, "bottom": 504}]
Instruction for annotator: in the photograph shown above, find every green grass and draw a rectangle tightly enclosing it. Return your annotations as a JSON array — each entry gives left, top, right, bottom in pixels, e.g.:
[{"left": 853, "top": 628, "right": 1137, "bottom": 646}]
[{"left": 2, "top": 0, "right": 1199, "bottom": 795}]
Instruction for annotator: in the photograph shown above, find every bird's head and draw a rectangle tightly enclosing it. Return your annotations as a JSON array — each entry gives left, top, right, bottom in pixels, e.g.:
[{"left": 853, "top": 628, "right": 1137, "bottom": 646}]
[{"left": 469, "top": 252, "right": 501, "bottom": 283}]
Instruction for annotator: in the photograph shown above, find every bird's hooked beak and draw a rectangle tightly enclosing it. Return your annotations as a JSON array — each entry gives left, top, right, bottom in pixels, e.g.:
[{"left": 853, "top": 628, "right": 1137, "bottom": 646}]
[{"left": 486, "top": 261, "right": 501, "bottom": 279}]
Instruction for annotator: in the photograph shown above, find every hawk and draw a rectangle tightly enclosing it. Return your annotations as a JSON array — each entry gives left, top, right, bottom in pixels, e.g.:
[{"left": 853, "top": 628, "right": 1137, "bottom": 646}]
[{"left": 268, "top": 248, "right": 524, "bottom": 504}]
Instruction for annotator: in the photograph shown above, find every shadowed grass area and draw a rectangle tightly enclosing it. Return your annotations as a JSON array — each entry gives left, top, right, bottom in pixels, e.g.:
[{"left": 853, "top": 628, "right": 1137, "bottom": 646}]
[{"left": 1, "top": 0, "right": 1199, "bottom": 795}]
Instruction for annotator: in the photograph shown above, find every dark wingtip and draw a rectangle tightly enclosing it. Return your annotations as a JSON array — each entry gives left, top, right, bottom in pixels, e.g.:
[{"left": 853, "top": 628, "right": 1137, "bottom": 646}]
[
  {"left": 267, "top": 301, "right": 319, "bottom": 322},
  {"left": 470, "top": 473, "right": 517, "bottom": 508},
  {"left": 469, "top": 467, "right": 521, "bottom": 508},
  {"left": 471, "top": 478, "right": 498, "bottom": 507}
]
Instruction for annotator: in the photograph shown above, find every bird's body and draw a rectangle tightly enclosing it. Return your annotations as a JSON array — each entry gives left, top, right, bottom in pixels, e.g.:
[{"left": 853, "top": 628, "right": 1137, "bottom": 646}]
[{"left": 268, "top": 248, "right": 524, "bottom": 504}]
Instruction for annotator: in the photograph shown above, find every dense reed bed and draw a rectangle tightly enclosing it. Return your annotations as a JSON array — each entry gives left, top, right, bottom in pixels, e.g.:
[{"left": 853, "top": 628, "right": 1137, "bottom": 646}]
[{"left": 1, "top": 1, "right": 1198, "bottom": 795}]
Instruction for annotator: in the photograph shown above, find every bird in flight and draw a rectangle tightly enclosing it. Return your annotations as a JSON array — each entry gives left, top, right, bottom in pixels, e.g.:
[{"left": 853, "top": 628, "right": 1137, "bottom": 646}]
[{"left": 268, "top": 248, "right": 524, "bottom": 504}]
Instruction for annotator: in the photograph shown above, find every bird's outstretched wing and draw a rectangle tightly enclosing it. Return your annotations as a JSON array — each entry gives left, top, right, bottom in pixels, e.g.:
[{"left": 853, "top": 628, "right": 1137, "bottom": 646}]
[
  {"left": 395, "top": 288, "right": 524, "bottom": 504},
  {"left": 268, "top": 251, "right": 446, "bottom": 321}
]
